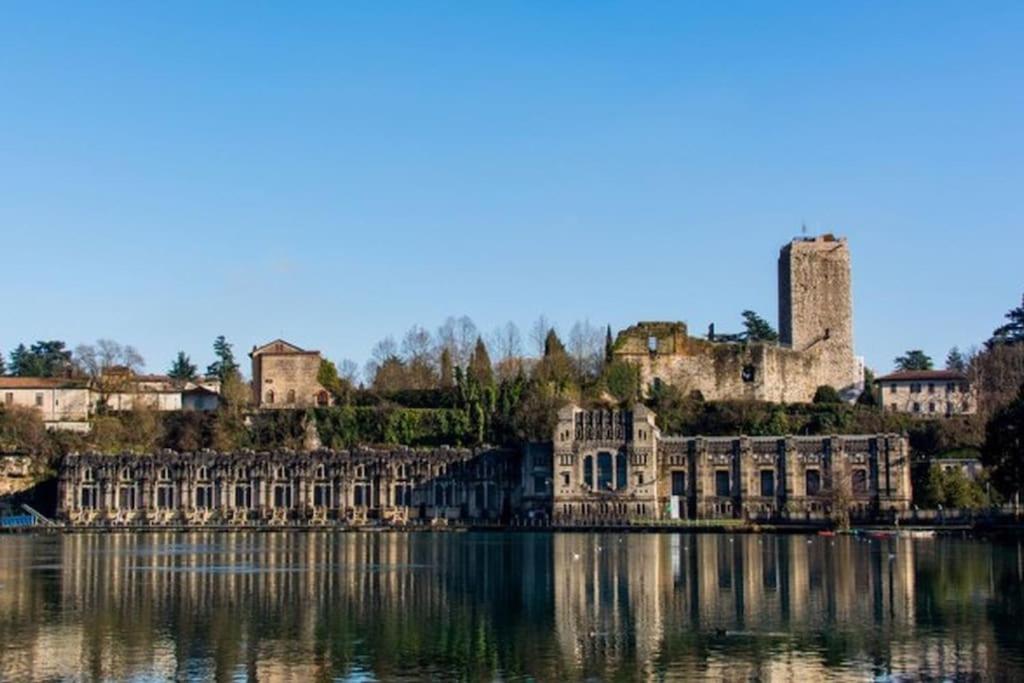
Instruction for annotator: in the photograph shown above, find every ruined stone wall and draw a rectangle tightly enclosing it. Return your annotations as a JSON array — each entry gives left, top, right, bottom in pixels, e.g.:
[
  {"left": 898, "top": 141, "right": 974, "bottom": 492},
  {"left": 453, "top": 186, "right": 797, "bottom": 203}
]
[{"left": 614, "top": 323, "right": 824, "bottom": 402}]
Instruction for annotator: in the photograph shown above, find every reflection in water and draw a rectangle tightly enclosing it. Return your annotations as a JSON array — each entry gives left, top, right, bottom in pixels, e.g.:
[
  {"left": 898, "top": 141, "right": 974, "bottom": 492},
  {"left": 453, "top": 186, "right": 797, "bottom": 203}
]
[{"left": 0, "top": 532, "right": 1021, "bottom": 681}]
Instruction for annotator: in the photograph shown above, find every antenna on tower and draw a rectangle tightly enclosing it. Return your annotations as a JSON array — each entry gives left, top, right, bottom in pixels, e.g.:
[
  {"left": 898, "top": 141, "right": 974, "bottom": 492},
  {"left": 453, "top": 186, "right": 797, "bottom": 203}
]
[{"left": 801, "top": 222, "right": 808, "bottom": 236}]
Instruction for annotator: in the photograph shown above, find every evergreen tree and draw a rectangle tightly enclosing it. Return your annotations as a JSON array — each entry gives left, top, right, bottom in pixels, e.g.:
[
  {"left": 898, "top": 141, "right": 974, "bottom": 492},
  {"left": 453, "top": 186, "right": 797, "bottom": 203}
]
[
  {"left": 982, "top": 383, "right": 1024, "bottom": 503},
  {"left": 9, "top": 344, "right": 30, "bottom": 376},
  {"left": 945, "top": 346, "right": 967, "bottom": 373},
  {"left": 604, "top": 325, "right": 614, "bottom": 364},
  {"left": 468, "top": 337, "right": 494, "bottom": 386},
  {"left": 894, "top": 349, "right": 933, "bottom": 372},
  {"left": 543, "top": 329, "right": 567, "bottom": 358},
  {"left": 0, "top": 350, "right": 5, "bottom": 376},
  {"left": 168, "top": 351, "right": 198, "bottom": 382},
  {"left": 206, "top": 335, "right": 239, "bottom": 381},
  {"left": 439, "top": 347, "right": 454, "bottom": 388},
  {"left": 741, "top": 310, "right": 779, "bottom": 343},
  {"left": 990, "top": 293, "right": 1024, "bottom": 345}
]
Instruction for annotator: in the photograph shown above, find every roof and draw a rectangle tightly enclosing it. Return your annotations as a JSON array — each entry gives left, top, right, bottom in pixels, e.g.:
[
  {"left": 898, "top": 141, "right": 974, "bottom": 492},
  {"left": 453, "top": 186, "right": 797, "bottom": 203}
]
[
  {"left": 875, "top": 370, "right": 968, "bottom": 383},
  {"left": 0, "top": 377, "right": 89, "bottom": 389},
  {"left": 249, "top": 339, "right": 320, "bottom": 357}
]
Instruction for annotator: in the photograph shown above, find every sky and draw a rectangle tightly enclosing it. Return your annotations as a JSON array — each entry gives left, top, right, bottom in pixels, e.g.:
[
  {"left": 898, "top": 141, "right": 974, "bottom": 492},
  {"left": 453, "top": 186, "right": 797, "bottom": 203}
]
[{"left": 1, "top": 2, "right": 1021, "bottom": 378}]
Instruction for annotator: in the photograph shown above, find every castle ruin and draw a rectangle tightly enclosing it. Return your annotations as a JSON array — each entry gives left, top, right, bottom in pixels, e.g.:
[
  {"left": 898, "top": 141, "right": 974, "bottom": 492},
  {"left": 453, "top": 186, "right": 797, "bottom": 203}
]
[{"left": 613, "top": 234, "right": 863, "bottom": 403}]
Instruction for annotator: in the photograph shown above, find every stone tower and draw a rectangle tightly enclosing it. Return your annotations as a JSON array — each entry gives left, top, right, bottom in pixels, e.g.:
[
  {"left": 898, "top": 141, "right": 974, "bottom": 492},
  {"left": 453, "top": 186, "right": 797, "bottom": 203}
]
[{"left": 778, "top": 234, "right": 859, "bottom": 396}]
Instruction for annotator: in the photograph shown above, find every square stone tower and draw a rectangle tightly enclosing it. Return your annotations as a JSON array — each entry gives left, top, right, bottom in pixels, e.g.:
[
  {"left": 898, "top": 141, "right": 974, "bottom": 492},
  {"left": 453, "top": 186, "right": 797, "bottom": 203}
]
[{"left": 778, "top": 234, "right": 859, "bottom": 395}]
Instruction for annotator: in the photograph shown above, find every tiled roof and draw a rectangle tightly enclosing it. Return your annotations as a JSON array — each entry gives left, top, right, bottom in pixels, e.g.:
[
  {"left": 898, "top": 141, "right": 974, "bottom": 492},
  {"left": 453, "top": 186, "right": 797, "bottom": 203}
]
[
  {"left": 0, "top": 377, "right": 89, "bottom": 389},
  {"left": 875, "top": 370, "right": 968, "bottom": 382}
]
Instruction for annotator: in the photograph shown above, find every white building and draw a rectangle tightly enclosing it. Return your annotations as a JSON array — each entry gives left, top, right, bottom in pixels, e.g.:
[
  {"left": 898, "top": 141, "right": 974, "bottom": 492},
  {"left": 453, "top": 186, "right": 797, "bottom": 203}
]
[{"left": 0, "top": 377, "right": 92, "bottom": 431}]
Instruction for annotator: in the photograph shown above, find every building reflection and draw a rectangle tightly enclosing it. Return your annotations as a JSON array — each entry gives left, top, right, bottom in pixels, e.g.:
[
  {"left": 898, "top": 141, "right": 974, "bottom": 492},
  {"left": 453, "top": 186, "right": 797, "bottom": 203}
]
[{"left": 0, "top": 533, "right": 1020, "bottom": 681}]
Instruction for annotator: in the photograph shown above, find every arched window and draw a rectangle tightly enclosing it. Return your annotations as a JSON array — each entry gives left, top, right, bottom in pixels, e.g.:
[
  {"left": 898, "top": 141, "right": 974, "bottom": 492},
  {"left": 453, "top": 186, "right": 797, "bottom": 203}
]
[
  {"left": 286, "top": 389, "right": 296, "bottom": 403},
  {"left": 275, "top": 466, "right": 285, "bottom": 479},
  {"left": 158, "top": 467, "right": 170, "bottom": 481},
  {"left": 316, "top": 390, "right": 329, "bottom": 406},
  {"left": 121, "top": 467, "right": 131, "bottom": 481},
  {"left": 82, "top": 467, "right": 94, "bottom": 482},
  {"left": 583, "top": 456, "right": 594, "bottom": 490},
  {"left": 316, "top": 464, "right": 326, "bottom": 479},
  {"left": 597, "top": 452, "right": 613, "bottom": 491},
  {"left": 266, "top": 390, "right": 275, "bottom": 404},
  {"left": 615, "top": 453, "right": 628, "bottom": 490},
  {"left": 197, "top": 466, "right": 208, "bottom": 481}
]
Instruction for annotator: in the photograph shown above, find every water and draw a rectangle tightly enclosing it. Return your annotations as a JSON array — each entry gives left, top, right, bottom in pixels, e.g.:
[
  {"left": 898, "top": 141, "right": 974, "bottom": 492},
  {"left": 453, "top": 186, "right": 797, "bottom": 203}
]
[{"left": 1, "top": 532, "right": 1022, "bottom": 681}]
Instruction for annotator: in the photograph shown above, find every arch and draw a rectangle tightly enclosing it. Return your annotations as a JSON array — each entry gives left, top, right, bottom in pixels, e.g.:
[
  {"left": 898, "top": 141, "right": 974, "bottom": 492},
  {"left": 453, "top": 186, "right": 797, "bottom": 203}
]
[
  {"left": 615, "top": 452, "right": 628, "bottom": 490},
  {"left": 265, "top": 389, "right": 275, "bottom": 405},
  {"left": 583, "top": 455, "right": 594, "bottom": 490},
  {"left": 316, "top": 390, "right": 329, "bottom": 406},
  {"left": 286, "top": 389, "right": 296, "bottom": 404}
]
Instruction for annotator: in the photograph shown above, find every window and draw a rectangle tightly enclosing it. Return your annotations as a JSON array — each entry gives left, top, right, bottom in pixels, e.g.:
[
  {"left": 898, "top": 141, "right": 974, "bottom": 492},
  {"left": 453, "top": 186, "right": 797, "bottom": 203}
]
[
  {"left": 234, "top": 485, "right": 252, "bottom": 509},
  {"left": 196, "top": 466, "right": 208, "bottom": 480},
  {"left": 647, "top": 336, "right": 658, "bottom": 353},
  {"left": 316, "top": 464, "right": 326, "bottom": 479},
  {"left": 266, "top": 390, "right": 275, "bottom": 404},
  {"left": 286, "top": 389, "right": 296, "bottom": 403},
  {"left": 273, "top": 484, "right": 292, "bottom": 508},
  {"left": 946, "top": 382, "right": 955, "bottom": 394},
  {"left": 316, "top": 390, "right": 329, "bottom": 406},
  {"left": 4, "top": 392, "right": 12, "bottom": 406},
  {"left": 561, "top": 472, "right": 570, "bottom": 487},
  {"left": 82, "top": 467, "right": 94, "bottom": 482},
  {"left": 395, "top": 484, "right": 412, "bottom": 507},
  {"left": 760, "top": 470, "right": 775, "bottom": 497},
  {"left": 805, "top": 470, "right": 821, "bottom": 496},
  {"left": 118, "top": 486, "right": 136, "bottom": 510},
  {"left": 583, "top": 456, "right": 594, "bottom": 489},
  {"left": 671, "top": 471, "right": 686, "bottom": 496},
  {"left": 615, "top": 453, "right": 628, "bottom": 490},
  {"left": 928, "top": 402, "right": 936, "bottom": 413},
  {"left": 742, "top": 365, "right": 756, "bottom": 383},
  {"left": 637, "top": 472, "right": 644, "bottom": 486},
  {"left": 81, "top": 486, "right": 98, "bottom": 509},
  {"left": 35, "top": 392, "right": 44, "bottom": 407},
  {"left": 890, "top": 384, "right": 899, "bottom": 393},
  {"left": 852, "top": 469, "right": 868, "bottom": 494},
  {"left": 158, "top": 467, "right": 170, "bottom": 481},
  {"left": 156, "top": 485, "right": 175, "bottom": 509},
  {"left": 314, "top": 483, "right": 331, "bottom": 507},
  {"left": 962, "top": 401, "right": 971, "bottom": 412},
  {"left": 890, "top": 402, "right": 897, "bottom": 412},
  {"left": 910, "top": 383, "right": 921, "bottom": 393},
  {"left": 927, "top": 383, "right": 935, "bottom": 394},
  {"left": 913, "top": 402, "right": 921, "bottom": 413},
  {"left": 597, "top": 452, "right": 613, "bottom": 491},
  {"left": 195, "top": 485, "right": 214, "bottom": 509},
  {"left": 715, "top": 470, "right": 730, "bottom": 497}
]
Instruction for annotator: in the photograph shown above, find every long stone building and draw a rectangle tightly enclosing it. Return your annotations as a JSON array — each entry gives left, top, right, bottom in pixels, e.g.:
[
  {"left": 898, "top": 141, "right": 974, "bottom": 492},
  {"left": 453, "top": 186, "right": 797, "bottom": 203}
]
[
  {"left": 613, "top": 234, "right": 864, "bottom": 402},
  {"left": 56, "top": 405, "right": 910, "bottom": 527}
]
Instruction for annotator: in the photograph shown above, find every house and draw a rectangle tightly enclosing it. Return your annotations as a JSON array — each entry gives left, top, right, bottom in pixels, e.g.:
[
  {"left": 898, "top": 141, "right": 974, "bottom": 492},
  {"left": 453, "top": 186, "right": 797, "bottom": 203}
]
[
  {"left": 182, "top": 385, "right": 221, "bottom": 412},
  {"left": 0, "top": 377, "right": 92, "bottom": 431},
  {"left": 875, "top": 370, "right": 977, "bottom": 417},
  {"left": 249, "top": 339, "right": 329, "bottom": 409}
]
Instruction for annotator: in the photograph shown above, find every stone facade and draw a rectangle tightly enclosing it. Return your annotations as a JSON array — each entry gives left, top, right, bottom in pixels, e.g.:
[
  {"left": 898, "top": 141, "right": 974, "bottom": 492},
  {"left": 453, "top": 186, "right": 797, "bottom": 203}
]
[
  {"left": 550, "top": 405, "right": 911, "bottom": 524},
  {"left": 250, "top": 339, "right": 328, "bottom": 409},
  {"left": 613, "top": 235, "right": 863, "bottom": 403},
  {"left": 875, "top": 370, "right": 977, "bottom": 417},
  {"left": 56, "top": 405, "right": 911, "bottom": 528},
  {"left": 58, "top": 447, "right": 518, "bottom": 527}
]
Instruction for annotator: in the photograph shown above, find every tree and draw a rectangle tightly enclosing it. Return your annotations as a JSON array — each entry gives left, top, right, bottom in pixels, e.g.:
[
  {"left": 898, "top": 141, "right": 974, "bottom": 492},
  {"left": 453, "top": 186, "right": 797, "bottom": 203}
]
[
  {"left": 468, "top": 337, "right": 494, "bottom": 387},
  {"left": 604, "top": 360, "right": 640, "bottom": 403},
  {"left": 741, "top": 310, "right": 779, "bottom": 343},
  {"left": 604, "top": 325, "right": 615, "bottom": 365},
  {"left": 8, "top": 340, "right": 73, "bottom": 377},
  {"left": 567, "top": 320, "right": 602, "bottom": 381},
  {"left": 317, "top": 359, "right": 352, "bottom": 404},
  {"left": 982, "top": 383, "right": 1024, "bottom": 505},
  {"left": 894, "top": 350, "right": 933, "bottom": 372},
  {"left": 0, "top": 350, "right": 5, "bottom": 376},
  {"left": 206, "top": 335, "right": 239, "bottom": 381},
  {"left": 439, "top": 347, "right": 454, "bottom": 388},
  {"left": 813, "top": 385, "right": 842, "bottom": 404},
  {"left": 946, "top": 346, "right": 967, "bottom": 372},
  {"left": 857, "top": 367, "right": 878, "bottom": 407},
  {"left": 530, "top": 315, "right": 552, "bottom": 357},
  {"left": 168, "top": 351, "right": 198, "bottom": 383},
  {"left": 990, "top": 293, "right": 1024, "bottom": 346},
  {"left": 74, "top": 339, "right": 146, "bottom": 410}
]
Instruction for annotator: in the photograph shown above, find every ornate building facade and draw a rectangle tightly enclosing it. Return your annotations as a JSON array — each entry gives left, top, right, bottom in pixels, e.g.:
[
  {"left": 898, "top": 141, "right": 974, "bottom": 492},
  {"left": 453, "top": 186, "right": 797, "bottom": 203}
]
[{"left": 57, "top": 404, "right": 910, "bottom": 527}]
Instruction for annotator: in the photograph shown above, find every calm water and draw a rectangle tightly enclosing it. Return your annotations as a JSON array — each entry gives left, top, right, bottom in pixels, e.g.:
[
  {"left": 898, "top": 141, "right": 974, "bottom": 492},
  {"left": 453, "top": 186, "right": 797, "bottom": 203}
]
[{"left": 0, "top": 531, "right": 1022, "bottom": 682}]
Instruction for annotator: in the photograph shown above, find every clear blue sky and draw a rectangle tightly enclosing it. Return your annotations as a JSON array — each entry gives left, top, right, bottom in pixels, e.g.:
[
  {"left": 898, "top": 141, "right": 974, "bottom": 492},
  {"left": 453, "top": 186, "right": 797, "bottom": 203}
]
[{"left": 2, "top": 2, "right": 1021, "bottom": 377}]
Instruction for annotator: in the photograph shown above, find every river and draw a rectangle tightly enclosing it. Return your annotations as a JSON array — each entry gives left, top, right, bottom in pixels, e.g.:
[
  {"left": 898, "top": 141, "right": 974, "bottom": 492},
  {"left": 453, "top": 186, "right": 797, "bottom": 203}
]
[{"left": 0, "top": 531, "right": 1021, "bottom": 680}]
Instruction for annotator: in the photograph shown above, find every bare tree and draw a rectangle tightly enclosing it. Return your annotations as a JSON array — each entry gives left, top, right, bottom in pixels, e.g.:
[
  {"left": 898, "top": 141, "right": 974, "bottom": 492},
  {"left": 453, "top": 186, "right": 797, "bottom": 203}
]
[
  {"left": 74, "top": 339, "right": 147, "bottom": 410},
  {"left": 530, "top": 315, "right": 553, "bottom": 357},
  {"left": 337, "top": 359, "right": 360, "bottom": 385},
  {"left": 568, "top": 320, "right": 603, "bottom": 380},
  {"left": 401, "top": 325, "right": 434, "bottom": 365},
  {"left": 490, "top": 321, "right": 524, "bottom": 380}
]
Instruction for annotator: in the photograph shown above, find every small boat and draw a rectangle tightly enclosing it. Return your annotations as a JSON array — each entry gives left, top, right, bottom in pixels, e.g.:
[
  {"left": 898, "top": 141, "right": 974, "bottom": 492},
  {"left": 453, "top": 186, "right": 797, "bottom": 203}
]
[
  {"left": 899, "top": 529, "right": 936, "bottom": 539},
  {"left": 817, "top": 530, "right": 836, "bottom": 537}
]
